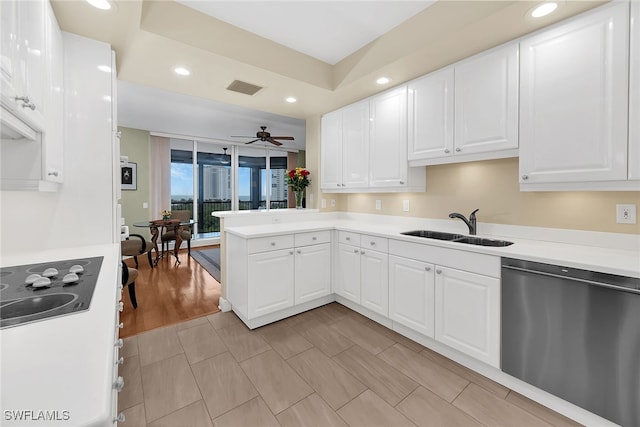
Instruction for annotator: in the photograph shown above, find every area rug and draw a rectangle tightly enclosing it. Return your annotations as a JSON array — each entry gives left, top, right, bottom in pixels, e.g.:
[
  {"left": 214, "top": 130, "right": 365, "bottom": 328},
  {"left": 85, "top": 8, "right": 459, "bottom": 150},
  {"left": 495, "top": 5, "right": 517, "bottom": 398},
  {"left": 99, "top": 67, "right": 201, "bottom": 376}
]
[{"left": 190, "top": 248, "right": 221, "bottom": 282}]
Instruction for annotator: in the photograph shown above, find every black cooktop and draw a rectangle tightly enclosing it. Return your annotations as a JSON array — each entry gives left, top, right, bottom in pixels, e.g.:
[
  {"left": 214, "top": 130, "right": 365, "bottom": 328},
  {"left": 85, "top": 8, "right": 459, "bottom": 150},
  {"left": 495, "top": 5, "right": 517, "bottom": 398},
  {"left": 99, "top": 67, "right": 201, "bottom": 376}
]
[{"left": 0, "top": 256, "right": 103, "bottom": 329}]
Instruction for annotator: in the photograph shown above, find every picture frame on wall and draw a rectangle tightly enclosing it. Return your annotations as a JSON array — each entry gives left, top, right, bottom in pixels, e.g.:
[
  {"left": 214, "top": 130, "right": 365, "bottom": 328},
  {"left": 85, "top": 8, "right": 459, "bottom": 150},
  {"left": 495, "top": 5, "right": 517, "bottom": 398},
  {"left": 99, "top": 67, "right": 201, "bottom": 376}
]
[{"left": 121, "top": 162, "right": 137, "bottom": 190}]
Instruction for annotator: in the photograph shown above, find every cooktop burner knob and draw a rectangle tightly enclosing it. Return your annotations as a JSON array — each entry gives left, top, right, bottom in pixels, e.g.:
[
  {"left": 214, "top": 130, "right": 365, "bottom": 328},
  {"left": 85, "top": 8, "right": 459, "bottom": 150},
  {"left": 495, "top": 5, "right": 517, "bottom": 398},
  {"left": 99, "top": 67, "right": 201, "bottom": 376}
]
[
  {"left": 33, "top": 277, "right": 52, "bottom": 288},
  {"left": 42, "top": 267, "right": 58, "bottom": 278},
  {"left": 63, "top": 272, "right": 79, "bottom": 284},
  {"left": 25, "top": 273, "right": 43, "bottom": 285},
  {"left": 69, "top": 265, "right": 84, "bottom": 274}
]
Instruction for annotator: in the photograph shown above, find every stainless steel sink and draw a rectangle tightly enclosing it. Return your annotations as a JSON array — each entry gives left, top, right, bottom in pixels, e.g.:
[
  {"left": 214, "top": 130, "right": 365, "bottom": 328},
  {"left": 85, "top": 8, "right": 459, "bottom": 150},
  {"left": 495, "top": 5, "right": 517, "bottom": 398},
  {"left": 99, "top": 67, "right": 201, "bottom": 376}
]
[
  {"left": 452, "top": 237, "right": 514, "bottom": 247},
  {"left": 401, "top": 230, "right": 513, "bottom": 247},
  {"left": 0, "top": 293, "right": 78, "bottom": 320},
  {"left": 401, "top": 230, "right": 465, "bottom": 240}
]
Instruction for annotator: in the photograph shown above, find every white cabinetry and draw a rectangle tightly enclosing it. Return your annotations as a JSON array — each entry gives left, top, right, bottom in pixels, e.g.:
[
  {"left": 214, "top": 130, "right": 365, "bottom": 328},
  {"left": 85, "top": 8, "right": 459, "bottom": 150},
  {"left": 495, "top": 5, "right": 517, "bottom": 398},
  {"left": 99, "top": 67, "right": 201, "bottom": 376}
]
[
  {"left": 389, "top": 255, "right": 435, "bottom": 338},
  {"left": 320, "top": 100, "right": 369, "bottom": 190},
  {"left": 408, "top": 43, "right": 518, "bottom": 166},
  {"left": 519, "top": 2, "right": 632, "bottom": 189},
  {"left": 227, "top": 230, "right": 332, "bottom": 328},
  {"left": 335, "top": 232, "right": 389, "bottom": 317},
  {"left": 434, "top": 266, "right": 500, "bottom": 367},
  {"left": 629, "top": 0, "right": 639, "bottom": 181}
]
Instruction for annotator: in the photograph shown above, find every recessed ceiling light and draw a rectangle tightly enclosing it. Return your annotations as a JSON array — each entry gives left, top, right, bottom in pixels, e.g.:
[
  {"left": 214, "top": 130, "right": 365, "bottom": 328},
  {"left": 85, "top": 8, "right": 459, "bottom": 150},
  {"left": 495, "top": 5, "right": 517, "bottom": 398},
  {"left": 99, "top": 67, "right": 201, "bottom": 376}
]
[
  {"left": 97, "top": 65, "right": 111, "bottom": 73},
  {"left": 174, "top": 67, "right": 191, "bottom": 76},
  {"left": 285, "top": 97, "right": 297, "bottom": 103},
  {"left": 530, "top": 2, "right": 558, "bottom": 18},
  {"left": 86, "top": 0, "right": 112, "bottom": 10},
  {"left": 376, "top": 77, "right": 391, "bottom": 85}
]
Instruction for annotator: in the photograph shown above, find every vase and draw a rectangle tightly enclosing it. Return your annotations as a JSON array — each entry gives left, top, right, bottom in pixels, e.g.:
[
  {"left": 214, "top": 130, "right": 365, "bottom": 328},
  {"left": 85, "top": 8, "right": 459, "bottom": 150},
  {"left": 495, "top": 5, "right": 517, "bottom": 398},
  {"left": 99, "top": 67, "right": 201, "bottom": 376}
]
[
  {"left": 294, "top": 190, "right": 304, "bottom": 209},
  {"left": 162, "top": 215, "right": 170, "bottom": 221}
]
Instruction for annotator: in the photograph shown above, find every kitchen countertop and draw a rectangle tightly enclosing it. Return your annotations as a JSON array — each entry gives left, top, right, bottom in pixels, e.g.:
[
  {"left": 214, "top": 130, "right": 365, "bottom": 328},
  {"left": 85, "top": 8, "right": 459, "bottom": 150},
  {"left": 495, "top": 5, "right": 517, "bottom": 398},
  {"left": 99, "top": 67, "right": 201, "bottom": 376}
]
[
  {"left": 1, "top": 243, "right": 120, "bottom": 427},
  {"left": 224, "top": 217, "right": 640, "bottom": 278}
]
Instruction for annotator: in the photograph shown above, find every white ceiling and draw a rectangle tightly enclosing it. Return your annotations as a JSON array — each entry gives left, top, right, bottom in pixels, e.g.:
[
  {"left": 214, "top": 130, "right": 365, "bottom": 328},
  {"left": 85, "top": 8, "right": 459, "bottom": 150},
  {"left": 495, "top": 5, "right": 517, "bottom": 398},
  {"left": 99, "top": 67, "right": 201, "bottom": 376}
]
[{"left": 176, "top": 1, "right": 435, "bottom": 65}]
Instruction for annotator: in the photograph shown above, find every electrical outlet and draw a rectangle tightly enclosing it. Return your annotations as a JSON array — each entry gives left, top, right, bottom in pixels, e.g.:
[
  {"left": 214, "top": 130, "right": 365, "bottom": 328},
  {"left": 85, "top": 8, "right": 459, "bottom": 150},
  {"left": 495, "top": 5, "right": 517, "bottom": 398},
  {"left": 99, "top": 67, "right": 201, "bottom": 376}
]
[
  {"left": 375, "top": 200, "right": 381, "bottom": 210},
  {"left": 142, "top": 202, "right": 148, "bottom": 209},
  {"left": 331, "top": 199, "right": 336, "bottom": 207},
  {"left": 616, "top": 204, "right": 637, "bottom": 224},
  {"left": 321, "top": 199, "right": 326, "bottom": 209},
  {"left": 402, "top": 199, "right": 410, "bottom": 212}
]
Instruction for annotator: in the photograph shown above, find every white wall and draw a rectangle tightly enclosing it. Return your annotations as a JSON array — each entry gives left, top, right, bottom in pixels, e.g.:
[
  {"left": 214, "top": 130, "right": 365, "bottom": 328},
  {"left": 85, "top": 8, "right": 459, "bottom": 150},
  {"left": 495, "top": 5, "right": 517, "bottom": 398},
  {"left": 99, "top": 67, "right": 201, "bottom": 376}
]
[{"left": 0, "top": 33, "right": 116, "bottom": 254}]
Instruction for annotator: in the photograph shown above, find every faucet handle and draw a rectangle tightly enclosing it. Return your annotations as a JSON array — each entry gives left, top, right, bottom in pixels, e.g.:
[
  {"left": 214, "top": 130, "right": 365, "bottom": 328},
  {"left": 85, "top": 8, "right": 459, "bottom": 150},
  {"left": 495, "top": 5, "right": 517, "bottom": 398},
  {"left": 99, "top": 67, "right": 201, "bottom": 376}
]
[{"left": 470, "top": 208, "right": 479, "bottom": 219}]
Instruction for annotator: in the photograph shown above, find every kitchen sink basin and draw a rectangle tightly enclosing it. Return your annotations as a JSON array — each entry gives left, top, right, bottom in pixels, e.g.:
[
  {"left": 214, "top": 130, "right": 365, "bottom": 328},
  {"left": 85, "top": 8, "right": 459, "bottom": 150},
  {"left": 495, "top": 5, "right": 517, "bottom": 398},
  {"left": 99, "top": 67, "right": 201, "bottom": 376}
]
[
  {"left": 452, "top": 237, "right": 514, "bottom": 247},
  {"left": 401, "top": 230, "right": 465, "bottom": 240},
  {"left": 0, "top": 293, "right": 78, "bottom": 320}
]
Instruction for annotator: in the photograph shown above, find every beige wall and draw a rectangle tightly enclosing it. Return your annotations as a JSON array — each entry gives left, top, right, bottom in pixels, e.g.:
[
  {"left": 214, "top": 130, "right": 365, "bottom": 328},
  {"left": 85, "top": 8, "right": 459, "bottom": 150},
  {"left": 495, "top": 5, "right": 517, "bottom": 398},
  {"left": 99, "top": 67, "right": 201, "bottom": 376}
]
[
  {"left": 307, "top": 117, "right": 640, "bottom": 234},
  {"left": 119, "top": 127, "right": 152, "bottom": 240}
]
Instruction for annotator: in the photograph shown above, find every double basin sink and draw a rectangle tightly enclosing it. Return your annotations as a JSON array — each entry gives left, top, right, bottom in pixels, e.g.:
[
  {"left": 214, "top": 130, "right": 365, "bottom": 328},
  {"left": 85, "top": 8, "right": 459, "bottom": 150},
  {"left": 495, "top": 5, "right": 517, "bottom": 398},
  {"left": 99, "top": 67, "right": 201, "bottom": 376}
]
[{"left": 401, "top": 230, "right": 513, "bottom": 247}]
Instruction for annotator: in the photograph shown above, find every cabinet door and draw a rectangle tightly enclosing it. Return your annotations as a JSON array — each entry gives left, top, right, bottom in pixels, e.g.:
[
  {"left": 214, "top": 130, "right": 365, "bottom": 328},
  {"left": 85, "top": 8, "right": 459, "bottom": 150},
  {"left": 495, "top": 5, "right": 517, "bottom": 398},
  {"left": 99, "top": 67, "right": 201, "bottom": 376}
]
[
  {"left": 43, "top": 1, "right": 63, "bottom": 183},
  {"left": 389, "top": 255, "right": 434, "bottom": 338},
  {"left": 434, "top": 266, "right": 500, "bottom": 368},
  {"left": 454, "top": 43, "right": 518, "bottom": 155},
  {"left": 360, "top": 249, "right": 388, "bottom": 317},
  {"left": 629, "top": 0, "right": 640, "bottom": 181},
  {"left": 408, "top": 67, "right": 454, "bottom": 160},
  {"left": 519, "top": 3, "right": 629, "bottom": 184},
  {"left": 335, "top": 243, "right": 361, "bottom": 303},
  {"left": 248, "top": 249, "right": 294, "bottom": 318},
  {"left": 369, "top": 86, "right": 408, "bottom": 187},
  {"left": 321, "top": 110, "right": 343, "bottom": 190},
  {"left": 295, "top": 243, "right": 331, "bottom": 304},
  {"left": 342, "top": 100, "right": 370, "bottom": 189},
  {"left": 0, "top": 0, "right": 18, "bottom": 106}
]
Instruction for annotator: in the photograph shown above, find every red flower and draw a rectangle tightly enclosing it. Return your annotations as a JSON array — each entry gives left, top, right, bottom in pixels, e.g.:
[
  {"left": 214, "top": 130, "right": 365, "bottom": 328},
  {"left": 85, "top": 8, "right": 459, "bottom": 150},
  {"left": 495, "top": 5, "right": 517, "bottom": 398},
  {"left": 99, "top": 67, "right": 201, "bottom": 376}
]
[
  {"left": 301, "top": 169, "right": 310, "bottom": 176},
  {"left": 288, "top": 170, "right": 295, "bottom": 178}
]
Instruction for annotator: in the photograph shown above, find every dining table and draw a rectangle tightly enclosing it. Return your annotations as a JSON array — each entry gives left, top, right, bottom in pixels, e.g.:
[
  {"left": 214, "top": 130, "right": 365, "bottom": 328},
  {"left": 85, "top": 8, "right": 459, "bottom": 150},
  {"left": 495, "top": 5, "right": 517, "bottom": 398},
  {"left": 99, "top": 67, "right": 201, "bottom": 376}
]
[{"left": 133, "top": 219, "right": 195, "bottom": 264}]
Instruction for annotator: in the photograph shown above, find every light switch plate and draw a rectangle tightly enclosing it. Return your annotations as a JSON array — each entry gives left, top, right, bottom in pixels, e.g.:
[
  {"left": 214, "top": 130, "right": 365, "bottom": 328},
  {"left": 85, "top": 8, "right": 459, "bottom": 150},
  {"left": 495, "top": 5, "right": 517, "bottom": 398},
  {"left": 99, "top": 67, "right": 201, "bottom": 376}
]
[
  {"left": 321, "top": 199, "right": 327, "bottom": 209},
  {"left": 331, "top": 199, "right": 336, "bottom": 207},
  {"left": 143, "top": 202, "right": 148, "bottom": 209},
  {"left": 402, "top": 199, "right": 410, "bottom": 212},
  {"left": 616, "top": 204, "right": 637, "bottom": 224},
  {"left": 375, "top": 200, "right": 381, "bottom": 210}
]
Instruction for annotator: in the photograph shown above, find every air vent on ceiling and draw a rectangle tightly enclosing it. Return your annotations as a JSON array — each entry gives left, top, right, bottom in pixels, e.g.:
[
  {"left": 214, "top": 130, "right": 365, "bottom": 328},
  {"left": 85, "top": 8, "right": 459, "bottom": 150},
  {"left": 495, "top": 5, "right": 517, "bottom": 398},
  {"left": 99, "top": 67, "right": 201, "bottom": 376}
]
[{"left": 226, "top": 80, "right": 263, "bottom": 96}]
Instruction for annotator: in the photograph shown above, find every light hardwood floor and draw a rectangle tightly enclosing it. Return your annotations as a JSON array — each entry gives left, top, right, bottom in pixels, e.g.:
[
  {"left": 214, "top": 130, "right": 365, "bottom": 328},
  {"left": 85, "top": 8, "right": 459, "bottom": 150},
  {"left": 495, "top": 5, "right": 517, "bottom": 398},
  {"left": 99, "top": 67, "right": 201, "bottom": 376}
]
[
  {"left": 119, "top": 247, "right": 221, "bottom": 338},
  {"left": 117, "top": 304, "right": 583, "bottom": 427}
]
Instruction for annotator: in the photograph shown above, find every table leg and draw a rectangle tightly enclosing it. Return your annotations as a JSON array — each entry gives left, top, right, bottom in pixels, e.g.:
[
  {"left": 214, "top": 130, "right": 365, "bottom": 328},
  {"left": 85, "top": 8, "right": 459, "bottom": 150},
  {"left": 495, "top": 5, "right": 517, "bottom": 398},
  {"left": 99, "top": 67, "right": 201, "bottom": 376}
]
[
  {"left": 173, "top": 224, "right": 183, "bottom": 264},
  {"left": 149, "top": 226, "right": 161, "bottom": 265}
]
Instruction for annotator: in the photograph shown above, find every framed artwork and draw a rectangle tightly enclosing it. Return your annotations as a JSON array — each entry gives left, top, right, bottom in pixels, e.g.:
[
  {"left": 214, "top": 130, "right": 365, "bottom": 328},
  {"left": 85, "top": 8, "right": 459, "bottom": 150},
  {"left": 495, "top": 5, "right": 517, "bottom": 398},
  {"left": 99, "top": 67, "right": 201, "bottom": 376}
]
[{"left": 121, "top": 162, "right": 137, "bottom": 190}]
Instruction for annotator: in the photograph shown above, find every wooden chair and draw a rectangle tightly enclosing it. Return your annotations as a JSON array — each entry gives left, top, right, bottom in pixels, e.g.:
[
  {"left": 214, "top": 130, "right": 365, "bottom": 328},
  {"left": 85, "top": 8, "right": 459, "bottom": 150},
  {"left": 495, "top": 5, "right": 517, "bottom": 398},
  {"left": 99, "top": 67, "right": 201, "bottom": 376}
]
[
  {"left": 161, "top": 210, "right": 192, "bottom": 255},
  {"left": 121, "top": 260, "right": 139, "bottom": 308},
  {"left": 121, "top": 233, "right": 155, "bottom": 269}
]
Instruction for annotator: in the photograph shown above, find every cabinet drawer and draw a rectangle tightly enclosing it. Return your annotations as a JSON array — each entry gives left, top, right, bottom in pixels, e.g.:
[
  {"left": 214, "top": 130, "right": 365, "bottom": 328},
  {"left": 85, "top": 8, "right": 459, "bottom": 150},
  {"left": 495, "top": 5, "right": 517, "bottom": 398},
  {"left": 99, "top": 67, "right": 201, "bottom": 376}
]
[
  {"left": 338, "top": 231, "right": 360, "bottom": 246},
  {"left": 361, "top": 235, "right": 388, "bottom": 252},
  {"left": 248, "top": 234, "right": 294, "bottom": 254},
  {"left": 295, "top": 230, "right": 331, "bottom": 247}
]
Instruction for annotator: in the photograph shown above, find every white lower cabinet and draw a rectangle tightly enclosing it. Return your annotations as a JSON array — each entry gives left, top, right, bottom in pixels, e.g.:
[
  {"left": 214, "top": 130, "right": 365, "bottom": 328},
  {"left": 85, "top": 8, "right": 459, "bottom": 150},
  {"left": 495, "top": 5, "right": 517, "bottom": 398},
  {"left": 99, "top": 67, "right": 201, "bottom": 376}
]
[
  {"left": 389, "top": 255, "right": 435, "bottom": 338},
  {"left": 248, "top": 248, "right": 295, "bottom": 318},
  {"left": 295, "top": 242, "right": 331, "bottom": 304},
  {"left": 335, "top": 242, "right": 362, "bottom": 303},
  {"left": 360, "top": 248, "right": 388, "bottom": 316},
  {"left": 434, "top": 266, "right": 500, "bottom": 368}
]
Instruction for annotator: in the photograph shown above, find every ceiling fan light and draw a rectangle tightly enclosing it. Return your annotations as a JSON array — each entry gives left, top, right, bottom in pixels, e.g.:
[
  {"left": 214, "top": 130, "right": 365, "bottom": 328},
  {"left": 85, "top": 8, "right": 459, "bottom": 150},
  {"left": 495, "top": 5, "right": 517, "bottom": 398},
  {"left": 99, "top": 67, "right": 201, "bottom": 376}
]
[
  {"left": 86, "top": 0, "right": 112, "bottom": 10},
  {"left": 174, "top": 67, "right": 191, "bottom": 76},
  {"left": 285, "top": 97, "right": 297, "bottom": 103},
  {"left": 530, "top": 2, "right": 558, "bottom": 18}
]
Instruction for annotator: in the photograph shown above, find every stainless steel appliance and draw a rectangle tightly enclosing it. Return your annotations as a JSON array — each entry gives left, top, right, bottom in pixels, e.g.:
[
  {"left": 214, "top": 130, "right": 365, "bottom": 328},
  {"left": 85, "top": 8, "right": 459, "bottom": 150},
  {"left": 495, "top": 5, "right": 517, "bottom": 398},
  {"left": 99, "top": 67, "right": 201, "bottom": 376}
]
[
  {"left": 0, "top": 257, "right": 103, "bottom": 329},
  {"left": 501, "top": 257, "right": 640, "bottom": 427}
]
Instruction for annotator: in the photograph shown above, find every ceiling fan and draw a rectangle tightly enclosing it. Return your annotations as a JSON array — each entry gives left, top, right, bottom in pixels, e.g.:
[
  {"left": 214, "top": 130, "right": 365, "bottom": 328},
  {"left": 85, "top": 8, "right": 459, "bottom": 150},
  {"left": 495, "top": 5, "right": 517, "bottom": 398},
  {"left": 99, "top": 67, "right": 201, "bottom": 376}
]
[{"left": 231, "top": 126, "right": 294, "bottom": 146}]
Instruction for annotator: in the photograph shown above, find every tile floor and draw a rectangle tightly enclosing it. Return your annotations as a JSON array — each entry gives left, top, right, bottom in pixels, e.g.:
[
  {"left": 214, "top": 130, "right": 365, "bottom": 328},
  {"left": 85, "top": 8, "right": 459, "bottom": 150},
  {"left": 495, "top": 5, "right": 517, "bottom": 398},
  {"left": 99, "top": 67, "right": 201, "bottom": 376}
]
[{"left": 118, "top": 303, "right": 582, "bottom": 427}]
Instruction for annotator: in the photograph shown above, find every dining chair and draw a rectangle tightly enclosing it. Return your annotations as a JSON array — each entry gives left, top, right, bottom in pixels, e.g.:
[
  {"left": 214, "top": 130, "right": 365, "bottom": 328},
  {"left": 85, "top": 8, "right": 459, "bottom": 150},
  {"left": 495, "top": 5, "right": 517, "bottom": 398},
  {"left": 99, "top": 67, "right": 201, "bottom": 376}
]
[
  {"left": 121, "top": 260, "right": 139, "bottom": 308},
  {"left": 161, "top": 210, "right": 192, "bottom": 255},
  {"left": 121, "top": 233, "right": 155, "bottom": 269}
]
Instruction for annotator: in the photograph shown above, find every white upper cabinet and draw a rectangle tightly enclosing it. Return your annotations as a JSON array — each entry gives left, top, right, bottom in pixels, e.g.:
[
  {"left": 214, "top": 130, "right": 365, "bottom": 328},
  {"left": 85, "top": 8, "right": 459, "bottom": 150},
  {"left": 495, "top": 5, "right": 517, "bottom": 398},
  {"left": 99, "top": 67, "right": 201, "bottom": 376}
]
[
  {"left": 342, "top": 100, "right": 370, "bottom": 189},
  {"left": 320, "top": 110, "right": 343, "bottom": 190},
  {"left": 454, "top": 43, "right": 519, "bottom": 155},
  {"left": 519, "top": 2, "right": 630, "bottom": 187},
  {"left": 629, "top": 1, "right": 639, "bottom": 181},
  {"left": 408, "top": 67, "right": 454, "bottom": 161},
  {"left": 43, "top": 1, "right": 63, "bottom": 183},
  {"left": 369, "top": 86, "right": 408, "bottom": 187}
]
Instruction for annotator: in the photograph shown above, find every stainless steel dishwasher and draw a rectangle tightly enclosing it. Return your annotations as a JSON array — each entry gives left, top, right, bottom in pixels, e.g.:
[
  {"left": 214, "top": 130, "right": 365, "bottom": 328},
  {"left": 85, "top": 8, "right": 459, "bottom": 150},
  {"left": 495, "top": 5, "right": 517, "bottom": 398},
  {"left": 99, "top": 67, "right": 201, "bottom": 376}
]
[{"left": 501, "top": 257, "right": 640, "bottom": 427}]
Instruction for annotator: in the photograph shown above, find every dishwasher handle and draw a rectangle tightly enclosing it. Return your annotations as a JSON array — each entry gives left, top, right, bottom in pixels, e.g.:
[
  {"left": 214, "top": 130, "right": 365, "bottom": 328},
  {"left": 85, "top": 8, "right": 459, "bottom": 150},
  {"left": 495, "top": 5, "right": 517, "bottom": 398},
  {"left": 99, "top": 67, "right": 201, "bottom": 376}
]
[{"left": 502, "top": 264, "right": 640, "bottom": 295}]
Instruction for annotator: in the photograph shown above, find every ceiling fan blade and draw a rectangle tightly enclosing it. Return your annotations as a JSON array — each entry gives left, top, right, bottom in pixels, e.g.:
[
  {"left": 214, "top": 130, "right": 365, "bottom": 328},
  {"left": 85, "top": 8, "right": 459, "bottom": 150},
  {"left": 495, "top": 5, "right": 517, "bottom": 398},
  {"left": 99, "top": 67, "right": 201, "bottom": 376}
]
[
  {"left": 244, "top": 139, "right": 259, "bottom": 144},
  {"left": 267, "top": 138, "right": 283, "bottom": 146},
  {"left": 231, "top": 135, "right": 255, "bottom": 138},
  {"left": 270, "top": 136, "right": 294, "bottom": 140}
]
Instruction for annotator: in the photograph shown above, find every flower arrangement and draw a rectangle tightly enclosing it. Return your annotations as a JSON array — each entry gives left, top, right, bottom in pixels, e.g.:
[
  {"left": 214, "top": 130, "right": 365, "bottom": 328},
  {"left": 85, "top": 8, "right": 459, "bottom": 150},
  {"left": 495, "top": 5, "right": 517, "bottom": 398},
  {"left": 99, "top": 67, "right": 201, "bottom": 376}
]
[
  {"left": 161, "top": 210, "right": 171, "bottom": 221},
  {"left": 286, "top": 167, "right": 311, "bottom": 192}
]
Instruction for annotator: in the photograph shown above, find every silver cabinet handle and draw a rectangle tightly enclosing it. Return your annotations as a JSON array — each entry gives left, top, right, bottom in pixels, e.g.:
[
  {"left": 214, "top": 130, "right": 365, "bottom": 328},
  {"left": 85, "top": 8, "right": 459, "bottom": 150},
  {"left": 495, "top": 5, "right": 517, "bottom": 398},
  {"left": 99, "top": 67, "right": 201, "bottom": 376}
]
[
  {"left": 115, "top": 339, "right": 124, "bottom": 348},
  {"left": 399, "top": 181, "right": 405, "bottom": 184},
  {"left": 455, "top": 147, "right": 461, "bottom": 152},
  {"left": 342, "top": 184, "right": 346, "bottom": 187},
  {"left": 370, "top": 241, "right": 375, "bottom": 246},
  {"left": 312, "top": 236, "right": 317, "bottom": 241},
  {"left": 521, "top": 175, "right": 529, "bottom": 181},
  {"left": 346, "top": 237, "right": 350, "bottom": 241},
  {"left": 353, "top": 249, "right": 359, "bottom": 253},
  {"left": 115, "top": 376, "right": 125, "bottom": 392},
  {"left": 444, "top": 149, "right": 450, "bottom": 154},
  {"left": 118, "top": 322, "right": 124, "bottom": 329},
  {"left": 47, "top": 171, "right": 59, "bottom": 177},
  {"left": 296, "top": 249, "right": 301, "bottom": 254},
  {"left": 114, "top": 413, "right": 125, "bottom": 423},
  {"left": 117, "top": 302, "right": 124, "bottom": 312},
  {"left": 289, "top": 251, "right": 294, "bottom": 255},
  {"left": 270, "top": 242, "right": 276, "bottom": 246},
  {"left": 360, "top": 250, "right": 365, "bottom": 255},
  {"left": 425, "top": 266, "right": 431, "bottom": 271},
  {"left": 116, "top": 356, "right": 124, "bottom": 365},
  {"left": 21, "top": 102, "right": 36, "bottom": 110},
  {"left": 337, "top": 184, "right": 340, "bottom": 187},
  {"left": 436, "top": 269, "right": 442, "bottom": 274},
  {"left": 15, "top": 96, "right": 30, "bottom": 103}
]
